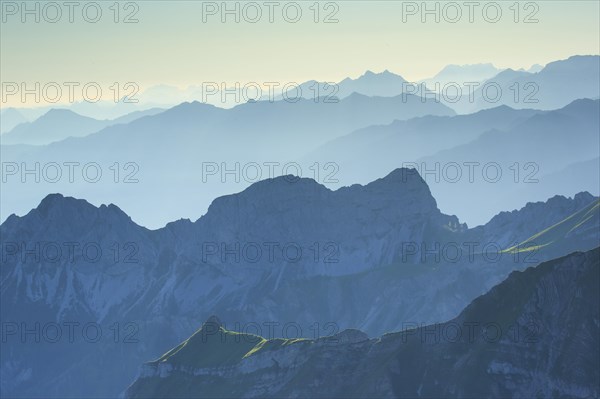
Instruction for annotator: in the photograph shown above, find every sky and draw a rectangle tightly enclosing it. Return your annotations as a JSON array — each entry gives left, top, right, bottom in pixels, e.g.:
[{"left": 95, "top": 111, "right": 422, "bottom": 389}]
[{"left": 1, "top": 0, "right": 599, "bottom": 107}]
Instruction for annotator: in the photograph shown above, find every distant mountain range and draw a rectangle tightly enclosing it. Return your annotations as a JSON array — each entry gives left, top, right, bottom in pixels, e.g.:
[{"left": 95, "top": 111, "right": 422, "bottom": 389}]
[
  {"left": 1, "top": 93, "right": 454, "bottom": 228},
  {"left": 305, "top": 98, "right": 599, "bottom": 226},
  {"left": 2, "top": 98, "right": 597, "bottom": 229},
  {"left": 1, "top": 108, "right": 164, "bottom": 145},
  {"left": 451, "top": 55, "right": 600, "bottom": 113},
  {"left": 0, "top": 108, "right": 29, "bottom": 134},
  {"left": 271, "top": 69, "right": 409, "bottom": 102},
  {"left": 419, "top": 98, "right": 599, "bottom": 225},
  {"left": 2, "top": 55, "right": 596, "bottom": 123},
  {"left": 125, "top": 247, "right": 600, "bottom": 398},
  {"left": 0, "top": 94, "right": 600, "bottom": 231},
  {"left": 1, "top": 55, "right": 598, "bottom": 398},
  {"left": 1, "top": 169, "right": 598, "bottom": 397},
  {"left": 2, "top": 56, "right": 596, "bottom": 229},
  {"left": 296, "top": 55, "right": 599, "bottom": 115},
  {"left": 420, "top": 62, "right": 504, "bottom": 88}
]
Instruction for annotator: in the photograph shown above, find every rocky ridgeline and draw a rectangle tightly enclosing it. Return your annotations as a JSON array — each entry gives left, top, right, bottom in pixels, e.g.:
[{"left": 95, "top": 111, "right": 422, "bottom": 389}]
[
  {"left": 126, "top": 248, "right": 600, "bottom": 398},
  {"left": 1, "top": 169, "right": 598, "bottom": 398}
]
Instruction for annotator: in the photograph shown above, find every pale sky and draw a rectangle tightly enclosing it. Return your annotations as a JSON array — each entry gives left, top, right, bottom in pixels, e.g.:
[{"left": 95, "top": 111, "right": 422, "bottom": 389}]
[{"left": 1, "top": 0, "right": 599, "bottom": 107}]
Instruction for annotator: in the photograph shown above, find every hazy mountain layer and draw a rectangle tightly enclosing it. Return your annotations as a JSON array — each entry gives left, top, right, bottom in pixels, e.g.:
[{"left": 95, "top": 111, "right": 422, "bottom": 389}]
[
  {"left": 1, "top": 108, "right": 164, "bottom": 145},
  {"left": 448, "top": 55, "right": 599, "bottom": 113},
  {"left": 306, "top": 99, "right": 600, "bottom": 226},
  {"left": 1, "top": 93, "right": 454, "bottom": 228}
]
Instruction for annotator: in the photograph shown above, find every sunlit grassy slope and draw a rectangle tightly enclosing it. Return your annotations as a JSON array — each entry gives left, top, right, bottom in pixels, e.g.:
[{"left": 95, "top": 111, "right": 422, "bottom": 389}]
[
  {"left": 504, "top": 199, "right": 599, "bottom": 253},
  {"left": 150, "top": 319, "right": 307, "bottom": 369}
]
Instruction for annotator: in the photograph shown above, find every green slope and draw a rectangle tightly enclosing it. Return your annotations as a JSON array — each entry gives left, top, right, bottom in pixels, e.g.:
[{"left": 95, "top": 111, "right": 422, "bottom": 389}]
[{"left": 504, "top": 199, "right": 599, "bottom": 253}]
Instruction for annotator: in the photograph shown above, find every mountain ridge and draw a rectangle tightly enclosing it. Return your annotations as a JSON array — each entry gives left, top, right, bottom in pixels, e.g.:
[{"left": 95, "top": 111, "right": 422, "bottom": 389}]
[
  {"left": 2, "top": 168, "right": 598, "bottom": 398},
  {"left": 124, "top": 247, "right": 600, "bottom": 398}
]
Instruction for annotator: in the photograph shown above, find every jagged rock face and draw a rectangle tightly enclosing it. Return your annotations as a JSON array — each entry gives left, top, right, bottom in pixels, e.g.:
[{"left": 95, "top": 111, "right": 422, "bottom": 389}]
[
  {"left": 125, "top": 248, "right": 600, "bottom": 399},
  {"left": 0, "top": 194, "right": 160, "bottom": 323},
  {"left": 386, "top": 248, "right": 600, "bottom": 398},
  {"left": 193, "top": 169, "right": 456, "bottom": 277},
  {"left": 1, "top": 170, "right": 598, "bottom": 398}
]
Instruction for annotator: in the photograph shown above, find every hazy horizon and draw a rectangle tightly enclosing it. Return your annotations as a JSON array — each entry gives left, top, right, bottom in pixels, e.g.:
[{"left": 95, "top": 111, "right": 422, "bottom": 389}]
[{"left": 2, "top": 1, "right": 599, "bottom": 107}]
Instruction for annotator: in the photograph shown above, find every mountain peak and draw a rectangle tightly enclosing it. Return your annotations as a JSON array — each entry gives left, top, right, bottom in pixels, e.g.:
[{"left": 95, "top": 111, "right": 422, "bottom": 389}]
[
  {"left": 45, "top": 108, "right": 76, "bottom": 116},
  {"left": 438, "top": 62, "right": 495, "bottom": 72},
  {"left": 41, "top": 108, "right": 88, "bottom": 122},
  {"left": 492, "top": 68, "right": 530, "bottom": 79},
  {"left": 37, "top": 193, "right": 90, "bottom": 217},
  {"left": 542, "top": 55, "right": 599, "bottom": 74},
  {"left": 202, "top": 315, "right": 224, "bottom": 329},
  {"left": 206, "top": 174, "right": 330, "bottom": 210},
  {"left": 168, "top": 100, "right": 219, "bottom": 114},
  {"left": 358, "top": 69, "right": 403, "bottom": 79},
  {"left": 372, "top": 167, "right": 426, "bottom": 186},
  {"left": 574, "top": 191, "right": 595, "bottom": 203},
  {"left": 39, "top": 192, "right": 65, "bottom": 202},
  {"left": 23, "top": 193, "right": 134, "bottom": 227}
]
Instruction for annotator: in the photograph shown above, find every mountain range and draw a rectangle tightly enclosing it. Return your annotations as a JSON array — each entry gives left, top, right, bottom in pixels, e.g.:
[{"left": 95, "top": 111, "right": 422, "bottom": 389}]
[
  {"left": 1, "top": 108, "right": 164, "bottom": 145},
  {"left": 1, "top": 92, "right": 454, "bottom": 228},
  {"left": 419, "top": 62, "right": 504, "bottom": 88},
  {"left": 3, "top": 95, "right": 598, "bottom": 230},
  {"left": 304, "top": 98, "right": 599, "bottom": 226},
  {"left": 2, "top": 54, "right": 598, "bottom": 398},
  {"left": 125, "top": 247, "right": 600, "bottom": 398},
  {"left": 0, "top": 108, "right": 30, "bottom": 134},
  {"left": 1, "top": 169, "right": 598, "bottom": 398},
  {"left": 5, "top": 55, "right": 594, "bottom": 122},
  {"left": 276, "top": 55, "right": 599, "bottom": 115},
  {"left": 3, "top": 55, "right": 597, "bottom": 229},
  {"left": 451, "top": 55, "right": 600, "bottom": 113}
]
